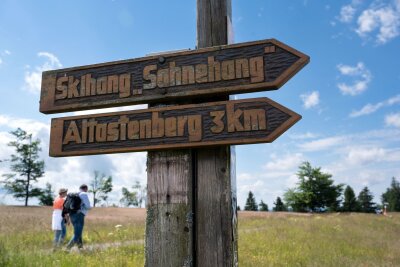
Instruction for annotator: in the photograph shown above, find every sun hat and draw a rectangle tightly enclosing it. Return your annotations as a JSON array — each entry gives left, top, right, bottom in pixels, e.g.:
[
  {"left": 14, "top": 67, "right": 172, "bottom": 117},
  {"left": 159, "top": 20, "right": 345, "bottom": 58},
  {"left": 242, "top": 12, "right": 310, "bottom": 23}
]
[{"left": 59, "top": 188, "right": 68, "bottom": 194}]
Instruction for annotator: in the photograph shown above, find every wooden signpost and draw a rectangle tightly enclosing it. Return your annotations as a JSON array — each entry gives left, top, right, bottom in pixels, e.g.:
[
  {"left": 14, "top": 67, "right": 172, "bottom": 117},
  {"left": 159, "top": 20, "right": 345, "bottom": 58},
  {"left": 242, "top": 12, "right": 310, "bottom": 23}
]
[
  {"left": 48, "top": 98, "right": 301, "bottom": 157},
  {"left": 40, "top": 0, "right": 309, "bottom": 266},
  {"left": 39, "top": 39, "right": 309, "bottom": 114}
]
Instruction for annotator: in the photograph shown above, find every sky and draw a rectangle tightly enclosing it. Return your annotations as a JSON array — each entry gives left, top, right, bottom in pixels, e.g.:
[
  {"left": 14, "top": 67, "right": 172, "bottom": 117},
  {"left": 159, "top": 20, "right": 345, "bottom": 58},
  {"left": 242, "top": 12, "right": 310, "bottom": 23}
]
[{"left": 0, "top": 0, "right": 400, "bottom": 209}]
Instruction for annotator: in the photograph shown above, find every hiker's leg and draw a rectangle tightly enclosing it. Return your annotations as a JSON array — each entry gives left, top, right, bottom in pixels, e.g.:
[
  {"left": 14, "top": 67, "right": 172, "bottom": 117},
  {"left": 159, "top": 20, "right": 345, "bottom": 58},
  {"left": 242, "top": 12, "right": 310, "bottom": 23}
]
[
  {"left": 53, "top": 230, "right": 62, "bottom": 246},
  {"left": 67, "top": 213, "right": 78, "bottom": 248},
  {"left": 75, "top": 213, "right": 85, "bottom": 248},
  {"left": 60, "top": 220, "right": 66, "bottom": 243}
]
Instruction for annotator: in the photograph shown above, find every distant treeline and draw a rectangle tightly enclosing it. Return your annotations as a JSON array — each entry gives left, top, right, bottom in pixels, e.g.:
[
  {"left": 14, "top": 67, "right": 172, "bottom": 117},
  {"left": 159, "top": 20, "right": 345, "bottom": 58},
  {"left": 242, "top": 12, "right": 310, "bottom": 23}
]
[{"left": 241, "top": 162, "right": 400, "bottom": 213}]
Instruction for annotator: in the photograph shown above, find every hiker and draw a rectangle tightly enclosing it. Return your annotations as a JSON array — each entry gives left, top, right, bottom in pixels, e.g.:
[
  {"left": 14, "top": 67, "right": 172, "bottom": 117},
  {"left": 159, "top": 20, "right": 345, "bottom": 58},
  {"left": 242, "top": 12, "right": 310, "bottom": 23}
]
[
  {"left": 52, "top": 188, "right": 68, "bottom": 247},
  {"left": 66, "top": 184, "right": 91, "bottom": 249}
]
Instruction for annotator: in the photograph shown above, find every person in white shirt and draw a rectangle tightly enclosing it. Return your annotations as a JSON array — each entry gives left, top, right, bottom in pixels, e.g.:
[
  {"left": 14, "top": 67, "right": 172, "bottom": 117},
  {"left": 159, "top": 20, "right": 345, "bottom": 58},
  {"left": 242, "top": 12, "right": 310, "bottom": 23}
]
[{"left": 66, "top": 184, "right": 91, "bottom": 249}]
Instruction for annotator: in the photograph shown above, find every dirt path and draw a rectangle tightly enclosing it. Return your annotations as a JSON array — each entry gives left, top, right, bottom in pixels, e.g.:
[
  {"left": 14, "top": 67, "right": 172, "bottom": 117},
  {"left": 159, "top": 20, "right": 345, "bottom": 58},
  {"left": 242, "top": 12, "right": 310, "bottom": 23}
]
[
  {"left": 80, "top": 239, "right": 144, "bottom": 252},
  {"left": 48, "top": 239, "right": 144, "bottom": 254}
]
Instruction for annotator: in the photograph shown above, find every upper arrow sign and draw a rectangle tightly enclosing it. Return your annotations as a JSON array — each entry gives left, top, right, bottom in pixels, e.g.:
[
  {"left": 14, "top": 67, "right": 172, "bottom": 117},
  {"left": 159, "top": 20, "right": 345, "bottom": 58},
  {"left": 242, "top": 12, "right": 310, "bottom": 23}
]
[{"left": 40, "top": 39, "right": 309, "bottom": 114}]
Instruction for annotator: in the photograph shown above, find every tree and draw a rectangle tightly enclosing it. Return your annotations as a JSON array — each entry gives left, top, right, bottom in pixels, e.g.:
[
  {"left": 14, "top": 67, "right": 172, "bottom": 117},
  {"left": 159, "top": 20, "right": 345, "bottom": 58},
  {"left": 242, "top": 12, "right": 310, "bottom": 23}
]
[
  {"left": 120, "top": 187, "right": 139, "bottom": 207},
  {"left": 382, "top": 177, "right": 400, "bottom": 212},
  {"left": 244, "top": 191, "right": 258, "bottom": 211},
  {"left": 358, "top": 187, "right": 376, "bottom": 213},
  {"left": 89, "top": 171, "right": 113, "bottom": 207},
  {"left": 38, "top": 183, "right": 54, "bottom": 206},
  {"left": 273, "top": 196, "right": 287, "bottom": 211},
  {"left": 259, "top": 200, "right": 268, "bottom": 211},
  {"left": 1, "top": 128, "right": 45, "bottom": 206},
  {"left": 284, "top": 162, "right": 344, "bottom": 212},
  {"left": 119, "top": 181, "right": 146, "bottom": 207},
  {"left": 342, "top": 185, "right": 359, "bottom": 212},
  {"left": 284, "top": 188, "right": 308, "bottom": 212},
  {"left": 133, "top": 181, "right": 146, "bottom": 208}
]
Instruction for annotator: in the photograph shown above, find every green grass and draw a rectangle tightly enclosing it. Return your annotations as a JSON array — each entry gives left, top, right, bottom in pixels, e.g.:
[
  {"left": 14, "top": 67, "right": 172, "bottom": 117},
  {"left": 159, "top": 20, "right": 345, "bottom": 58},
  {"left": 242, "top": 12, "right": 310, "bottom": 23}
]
[
  {"left": 0, "top": 206, "right": 145, "bottom": 267},
  {"left": 0, "top": 207, "right": 399, "bottom": 266},
  {"left": 238, "top": 212, "right": 400, "bottom": 267}
]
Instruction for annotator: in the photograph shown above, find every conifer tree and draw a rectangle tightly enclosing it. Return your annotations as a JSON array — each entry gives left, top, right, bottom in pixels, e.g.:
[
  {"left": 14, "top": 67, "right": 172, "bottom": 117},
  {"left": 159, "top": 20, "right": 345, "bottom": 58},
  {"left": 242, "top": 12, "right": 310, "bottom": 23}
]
[
  {"left": 1, "top": 128, "right": 45, "bottom": 206},
  {"left": 381, "top": 177, "right": 400, "bottom": 211},
  {"left": 259, "top": 200, "right": 268, "bottom": 211},
  {"left": 358, "top": 187, "right": 376, "bottom": 213},
  {"left": 342, "top": 185, "right": 359, "bottom": 212},
  {"left": 244, "top": 191, "right": 258, "bottom": 211},
  {"left": 273, "top": 196, "right": 287, "bottom": 211}
]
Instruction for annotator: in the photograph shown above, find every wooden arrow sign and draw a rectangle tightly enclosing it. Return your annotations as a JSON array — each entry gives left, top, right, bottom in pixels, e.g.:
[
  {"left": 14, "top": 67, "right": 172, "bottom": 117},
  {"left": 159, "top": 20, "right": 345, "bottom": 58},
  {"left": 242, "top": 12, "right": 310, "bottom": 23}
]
[
  {"left": 49, "top": 97, "right": 301, "bottom": 157},
  {"left": 40, "top": 39, "right": 309, "bottom": 114}
]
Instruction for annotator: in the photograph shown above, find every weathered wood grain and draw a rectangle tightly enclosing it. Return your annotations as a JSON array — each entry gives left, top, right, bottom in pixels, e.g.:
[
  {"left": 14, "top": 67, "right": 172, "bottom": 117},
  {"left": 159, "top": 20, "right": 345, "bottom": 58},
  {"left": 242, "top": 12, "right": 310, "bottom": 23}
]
[
  {"left": 48, "top": 98, "right": 301, "bottom": 157},
  {"left": 196, "top": 0, "right": 238, "bottom": 266},
  {"left": 39, "top": 38, "right": 309, "bottom": 114},
  {"left": 196, "top": 146, "right": 238, "bottom": 266},
  {"left": 145, "top": 151, "right": 194, "bottom": 267}
]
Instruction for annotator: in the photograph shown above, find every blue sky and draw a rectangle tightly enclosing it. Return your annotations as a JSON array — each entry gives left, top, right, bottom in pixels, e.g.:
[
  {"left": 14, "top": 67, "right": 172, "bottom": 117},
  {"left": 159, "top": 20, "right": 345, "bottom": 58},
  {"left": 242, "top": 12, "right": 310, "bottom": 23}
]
[{"left": 0, "top": 0, "right": 399, "bottom": 208}]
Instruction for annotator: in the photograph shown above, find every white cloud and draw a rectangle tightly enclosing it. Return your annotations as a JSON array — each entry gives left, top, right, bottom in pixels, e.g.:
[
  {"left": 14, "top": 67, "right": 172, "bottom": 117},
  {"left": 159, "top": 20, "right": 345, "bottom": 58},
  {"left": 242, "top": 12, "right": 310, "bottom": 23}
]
[
  {"left": 23, "top": 52, "right": 62, "bottom": 94},
  {"left": 238, "top": 173, "right": 253, "bottom": 181},
  {"left": 350, "top": 103, "right": 384, "bottom": 117},
  {"left": 288, "top": 132, "right": 319, "bottom": 140},
  {"left": 0, "top": 132, "right": 15, "bottom": 160},
  {"left": 37, "top": 52, "right": 61, "bottom": 68},
  {"left": 336, "top": 0, "right": 400, "bottom": 44},
  {"left": 385, "top": 112, "right": 400, "bottom": 127},
  {"left": 300, "top": 91, "right": 320, "bottom": 109},
  {"left": 0, "top": 114, "right": 50, "bottom": 137},
  {"left": 263, "top": 153, "right": 304, "bottom": 172},
  {"left": 339, "top": 5, "right": 356, "bottom": 23},
  {"left": 285, "top": 174, "right": 299, "bottom": 188},
  {"left": 0, "top": 50, "right": 11, "bottom": 64},
  {"left": 107, "top": 153, "right": 147, "bottom": 188},
  {"left": 298, "top": 136, "right": 346, "bottom": 152},
  {"left": 346, "top": 146, "right": 386, "bottom": 165},
  {"left": 337, "top": 80, "right": 369, "bottom": 96},
  {"left": 298, "top": 128, "right": 400, "bottom": 154},
  {"left": 356, "top": 2, "right": 400, "bottom": 44},
  {"left": 385, "top": 148, "right": 400, "bottom": 161},
  {"left": 350, "top": 94, "right": 400, "bottom": 117},
  {"left": 337, "top": 62, "right": 365, "bottom": 76},
  {"left": 356, "top": 128, "right": 400, "bottom": 142},
  {"left": 337, "top": 62, "right": 371, "bottom": 96},
  {"left": 0, "top": 114, "right": 51, "bottom": 173}
]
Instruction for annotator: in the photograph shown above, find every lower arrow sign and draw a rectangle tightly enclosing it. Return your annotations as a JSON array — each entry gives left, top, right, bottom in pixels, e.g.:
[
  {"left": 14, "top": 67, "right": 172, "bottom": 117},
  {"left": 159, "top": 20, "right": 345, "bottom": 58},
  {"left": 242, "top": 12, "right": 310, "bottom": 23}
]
[{"left": 49, "top": 97, "right": 301, "bottom": 157}]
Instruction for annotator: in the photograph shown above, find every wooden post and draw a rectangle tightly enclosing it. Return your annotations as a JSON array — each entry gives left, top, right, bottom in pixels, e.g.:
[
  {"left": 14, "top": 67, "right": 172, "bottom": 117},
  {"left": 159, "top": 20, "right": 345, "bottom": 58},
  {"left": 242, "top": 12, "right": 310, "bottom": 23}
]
[
  {"left": 145, "top": 150, "right": 194, "bottom": 266},
  {"left": 196, "top": 0, "right": 238, "bottom": 266},
  {"left": 145, "top": 0, "right": 237, "bottom": 266}
]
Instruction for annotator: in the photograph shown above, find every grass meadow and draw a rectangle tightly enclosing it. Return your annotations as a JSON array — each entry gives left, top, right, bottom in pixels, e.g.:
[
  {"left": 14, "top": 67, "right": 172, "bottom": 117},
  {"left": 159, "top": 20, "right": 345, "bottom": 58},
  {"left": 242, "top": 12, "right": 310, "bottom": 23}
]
[{"left": 0, "top": 206, "right": 399, "bottom": 267}]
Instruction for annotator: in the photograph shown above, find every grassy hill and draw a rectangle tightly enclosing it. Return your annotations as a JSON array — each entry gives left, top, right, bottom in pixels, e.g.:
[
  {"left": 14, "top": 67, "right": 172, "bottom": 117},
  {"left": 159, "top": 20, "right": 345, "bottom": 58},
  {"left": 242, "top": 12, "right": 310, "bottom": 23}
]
[{"left": 0, "top": 206, "right": 399, "bottom": 266}]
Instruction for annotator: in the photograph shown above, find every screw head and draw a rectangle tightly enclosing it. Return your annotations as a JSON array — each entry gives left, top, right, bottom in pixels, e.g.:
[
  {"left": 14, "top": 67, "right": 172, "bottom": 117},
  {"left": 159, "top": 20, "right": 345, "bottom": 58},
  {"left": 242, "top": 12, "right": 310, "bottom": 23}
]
[{"left": 158, "top": 56, "right": 166, "bottom": 64}]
